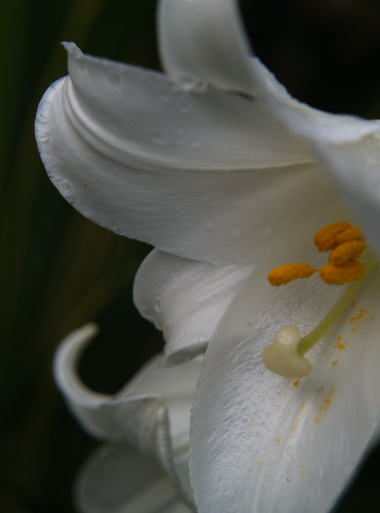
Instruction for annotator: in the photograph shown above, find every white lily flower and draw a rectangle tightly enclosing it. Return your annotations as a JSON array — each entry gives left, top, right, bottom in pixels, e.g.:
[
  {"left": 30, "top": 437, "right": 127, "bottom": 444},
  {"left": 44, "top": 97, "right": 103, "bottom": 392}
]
[
  {"left": 54, "top": 323, "right": 199, "bottom": 513},
  {"left": 35, "top": 1, "right": 380, "bottom": 512}
]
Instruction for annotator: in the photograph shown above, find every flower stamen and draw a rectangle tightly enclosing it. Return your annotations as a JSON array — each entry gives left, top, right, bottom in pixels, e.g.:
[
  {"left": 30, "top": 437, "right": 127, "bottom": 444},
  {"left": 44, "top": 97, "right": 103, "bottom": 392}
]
[
  {"left": 329, "top": 240, "right": 366, "bottom": 266},
  {"left": 336, "top": 226, "right": 364, "bottom": 246},
  {"left": 268, "top": 222, "right": 367, "bottom": 288},
  {"left": 314, "top": 221, "right": 352, "bottom": 251},
  {"left": 267, "top": 263, "right": 315, "bottom": 286},
  {"left": 263, "top": 222, "right": 377, "bottom": 379},
  {"left": 297, "top": 259, "right": 376, "bottom": 357},
  {"left": 319, "top": 260, "right": 365, "bottom": 285}
]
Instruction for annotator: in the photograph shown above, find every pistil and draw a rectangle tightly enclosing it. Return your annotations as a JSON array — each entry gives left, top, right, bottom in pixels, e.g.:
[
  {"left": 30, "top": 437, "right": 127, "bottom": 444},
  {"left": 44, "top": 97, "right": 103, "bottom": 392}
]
[
  {"left": 263, "top": 222, "right": 377, "bottom": 379},
  {"left": 297, "top": 259, "right": 377, "bottom": 357}
]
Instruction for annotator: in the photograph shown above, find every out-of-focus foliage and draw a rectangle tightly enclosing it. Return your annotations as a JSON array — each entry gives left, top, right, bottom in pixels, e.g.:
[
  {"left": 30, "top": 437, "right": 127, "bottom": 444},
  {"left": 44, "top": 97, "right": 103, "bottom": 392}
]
[
  {"left": 1, "top": 0, "right": 380, "bottom": 511},
  {"left": 0, "top": 1, "right": 160, "bottom": 512}
]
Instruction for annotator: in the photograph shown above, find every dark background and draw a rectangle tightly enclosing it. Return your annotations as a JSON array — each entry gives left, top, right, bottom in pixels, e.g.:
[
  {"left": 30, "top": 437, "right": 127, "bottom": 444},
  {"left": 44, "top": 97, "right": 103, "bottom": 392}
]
[{"left": 1, "top": 0, "right": 380, "bottom": 511}]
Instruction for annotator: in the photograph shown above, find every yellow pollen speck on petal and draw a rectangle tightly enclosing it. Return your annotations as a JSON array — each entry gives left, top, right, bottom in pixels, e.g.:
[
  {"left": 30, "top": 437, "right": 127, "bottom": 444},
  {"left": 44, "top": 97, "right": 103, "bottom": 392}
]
[
  {"left": 319, "top": 261, "right": 365, "bottom": 285},
  {"left": 332, "top": 360, "right": 339, "bottom": 366},
  {"left": 314, "top": 387, "right": 335, "bottom": 423},
  {"left": 293, "top": 379, "right": 300, "bottom": 388},
  {"left": 336, "top": 226, "right": 364, "bottom": 245},
  {"left": 314, "top": 221, "right": 352, "bottom": 251},
  {"left": 329, "top": 240, "right": 366, "bottom": 266},
  {"left": 268, "top": 263, "right": 315, "bottom": 286}
]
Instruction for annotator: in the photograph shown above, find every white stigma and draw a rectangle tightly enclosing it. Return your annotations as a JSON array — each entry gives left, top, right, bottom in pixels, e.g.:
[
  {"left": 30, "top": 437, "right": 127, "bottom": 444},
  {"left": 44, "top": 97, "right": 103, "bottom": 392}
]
[{"left": 262, "top": 326, "right": 312, "bottom": 379}]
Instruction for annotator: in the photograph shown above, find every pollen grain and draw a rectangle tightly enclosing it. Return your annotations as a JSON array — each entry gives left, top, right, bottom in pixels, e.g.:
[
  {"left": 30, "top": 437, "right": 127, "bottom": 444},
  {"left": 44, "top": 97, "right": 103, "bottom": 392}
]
[
  {"left": 336, "top": 226, "right": 364, "bottom": 245},
  {"left": 267, "top": 263, "right": 315, "bottom": 286},
  {"left": 319, "top": 261, "right": 365, "bottom": 285},
  {"left": 329, "top": 240, "right": 366, "bottom": 266},
  {"left": 314, "top": 221, "right": 352, "bottom": 252}
]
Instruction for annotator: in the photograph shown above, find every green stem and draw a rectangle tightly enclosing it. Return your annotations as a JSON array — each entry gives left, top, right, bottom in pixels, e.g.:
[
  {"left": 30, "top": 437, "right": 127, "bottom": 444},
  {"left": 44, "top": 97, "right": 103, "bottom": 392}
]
[{"left": 297, "top": 259, "right": 378, "bottom": 356}]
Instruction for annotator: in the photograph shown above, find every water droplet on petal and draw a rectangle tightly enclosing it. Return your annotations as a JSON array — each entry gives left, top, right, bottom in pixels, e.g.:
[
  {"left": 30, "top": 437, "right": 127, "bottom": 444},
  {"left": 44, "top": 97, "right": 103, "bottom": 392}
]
[{"left": 176, "top": 74, "right": 207, "bottom": 93}]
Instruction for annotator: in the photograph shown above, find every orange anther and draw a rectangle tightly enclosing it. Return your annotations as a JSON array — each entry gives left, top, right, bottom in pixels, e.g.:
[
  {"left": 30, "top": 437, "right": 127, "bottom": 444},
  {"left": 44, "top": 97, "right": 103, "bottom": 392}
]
[
  {"left": 329, "top": 240, "right": 366, "bottom": 266},
  {"left": 336, "top": 226, "right": 364, "bottom": 245},
  {"left": 268, "top": 263, "right": 315, "bottom": 286},
  {"left": 319, "top": 261, "right": 365, "bottom": 285},
  {"left": 314, "top": 221, "right": 352, "bottom": 252}
]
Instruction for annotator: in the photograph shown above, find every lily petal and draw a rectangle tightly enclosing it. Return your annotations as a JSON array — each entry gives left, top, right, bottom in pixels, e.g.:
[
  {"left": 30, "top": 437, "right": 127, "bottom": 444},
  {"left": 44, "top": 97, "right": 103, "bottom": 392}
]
[
  {"left": 249, "top": 58, "right": 380, "bottom": 255},
  {"left": 54, "top": 324, "right": 202, "bottom": 507},
  {"left": 158, "top": 0, "right": 257, "bottom": 96},
  {"left": 35, "top": 43, "right": 350, "bottom": 266},
  {"left": 76, "top": 444, "right": 192, "bottom": 513},
  {"left": 309, "top": 136, "right": 380, "bottom": 256},
  {"left": 189, "top": 252, "right": 380, "bottom": 513},
  {"left": 157, "top": 0, "right": 380, "bottom": 256},
  {"left": 133, "top": 249, "right": 253, "bottom": 364}
]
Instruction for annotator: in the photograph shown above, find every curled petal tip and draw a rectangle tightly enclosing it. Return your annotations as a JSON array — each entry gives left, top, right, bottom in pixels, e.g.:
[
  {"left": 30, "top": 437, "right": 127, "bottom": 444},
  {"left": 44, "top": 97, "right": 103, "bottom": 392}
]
[
  {"left": 62, "top": 41, "right": 83, "bottom": 58},
  {"left": 53, "top": 323, "right": 101, "bottom": 403}
]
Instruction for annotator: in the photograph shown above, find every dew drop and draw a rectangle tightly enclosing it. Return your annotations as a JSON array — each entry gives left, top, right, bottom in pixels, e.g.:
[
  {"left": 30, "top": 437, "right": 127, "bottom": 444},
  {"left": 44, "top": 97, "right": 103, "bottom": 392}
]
[{"left": 176, "top": 74, "right": 207, "bottom": 93}]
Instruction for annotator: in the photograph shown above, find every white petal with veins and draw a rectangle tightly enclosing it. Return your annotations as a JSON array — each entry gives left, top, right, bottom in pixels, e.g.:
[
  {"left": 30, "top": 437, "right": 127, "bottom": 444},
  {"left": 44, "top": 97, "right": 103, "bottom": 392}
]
[
  {"left": 133, "top": 249, "right": 253, "bottom": 364},
  {"left": 158, "top": 0, "right": 257, "bottom": 96},
  {"left": 190, "top": 254, "right": 380, "bottom": 513},
  {"left": 35, "top": 43, "right": 353, "bottom": 266},
  {"left": 54, "top": 324, "right": 202, "bottom": 508}
]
